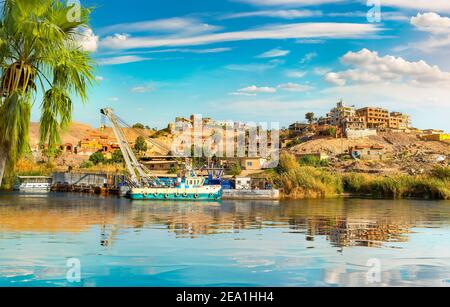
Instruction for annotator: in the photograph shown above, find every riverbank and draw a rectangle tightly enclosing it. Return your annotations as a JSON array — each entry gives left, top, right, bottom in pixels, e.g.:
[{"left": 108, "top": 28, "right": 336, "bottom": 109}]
[
  {"left": 262, "top": 153, "right": 450, "bottom": 200},
  {"left": 3, "top": 154, "right": 449, "bottom": 201}
]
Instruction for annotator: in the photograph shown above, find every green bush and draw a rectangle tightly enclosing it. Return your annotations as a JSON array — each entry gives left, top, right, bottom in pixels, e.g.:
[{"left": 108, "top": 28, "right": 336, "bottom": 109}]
[
  {"left": 286, "top": 138, "right": 302, "bottom": 148},
  {"left": 227, "top": 163, "right": 242, "bottom": 176},
  {"left": 328, "top": 127, "right": 337, "bottom": 136},
  {"left": 109, "top": 150, "right": 124, "bottom": 164},
  {"left": 299, "top": 155, "right": 329, "bottom": 167},
  {"left": 80, "top": 160, "right": 94, "bottom": 169},
  {"left": 430, "top": 166, "right": 450, "bottom": 181},
  {"left": 89, "top": 151, "right": 105, "bottom": 165}
]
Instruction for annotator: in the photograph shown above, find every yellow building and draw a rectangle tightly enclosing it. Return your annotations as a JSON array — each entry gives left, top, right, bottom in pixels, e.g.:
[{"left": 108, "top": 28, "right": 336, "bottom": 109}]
[{"left": 421, "top": 134, "right": 450, "bottom": 141}]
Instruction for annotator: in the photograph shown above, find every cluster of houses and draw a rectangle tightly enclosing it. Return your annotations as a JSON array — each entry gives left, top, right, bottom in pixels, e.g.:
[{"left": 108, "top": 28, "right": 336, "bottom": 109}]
[
  {"left": 289, "top": 100, "right": 412, "bottom": 140},
  {"left": 57, "top": 132, "right": 121, "bottom": 158}
]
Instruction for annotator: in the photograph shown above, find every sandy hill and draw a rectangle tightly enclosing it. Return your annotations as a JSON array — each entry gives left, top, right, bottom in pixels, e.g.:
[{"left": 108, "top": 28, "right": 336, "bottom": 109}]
[
  {"left": 29, "top": 122, "right": 172, "bottom": 153},
  {"left": 289, "top": 131, "right": 450, "bottom": 174},
  {"left": 290, "top": 132, "right": 450, "bottom": 156},
  {"left": 29, "top": 122, "right": 98, "bottom": 148}
]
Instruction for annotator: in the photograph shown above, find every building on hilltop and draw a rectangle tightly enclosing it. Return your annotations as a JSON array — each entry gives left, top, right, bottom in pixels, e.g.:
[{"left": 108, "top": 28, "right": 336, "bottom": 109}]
[
  {"left": 389, "top": 112, "right": 411, "bottom": 130},
  {"left": 328, "top": 100, "right": 357, "bottom": 128},
  {"left": 288, "top": 122, "right": 309, "bottom": 135},
  {"left": 356, "top": 107, "right": 390, "bottom": 129}
]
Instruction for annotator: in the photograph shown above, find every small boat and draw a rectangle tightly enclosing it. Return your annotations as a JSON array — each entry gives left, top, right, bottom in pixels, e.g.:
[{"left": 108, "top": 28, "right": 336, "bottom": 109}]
[
  {"left": 14, "top": 176, "right": 53, "bottom": 192},
  {"left": 129, "top": 176, "right": 222, "bottom": 200}
]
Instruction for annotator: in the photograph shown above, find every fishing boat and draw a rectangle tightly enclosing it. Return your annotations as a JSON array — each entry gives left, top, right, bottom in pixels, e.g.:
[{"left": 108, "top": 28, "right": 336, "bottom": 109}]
[
  {"left": 101, "top": 108, "right": 222, "bottom": 201},
  {"left": 14, "top": 176, "right": 53, "bottom": 192},
  {"left": 129, "top": 176, "right": 222, "bottom": 200}
]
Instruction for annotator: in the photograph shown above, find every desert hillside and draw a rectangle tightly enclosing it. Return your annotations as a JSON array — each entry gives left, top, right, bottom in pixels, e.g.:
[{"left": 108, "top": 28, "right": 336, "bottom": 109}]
[
  {"left": 289, "top": 132, "right": 450, "bottom": 174},
  {"left": 29, "top": 122, "right": 171, "bottom": 149}
]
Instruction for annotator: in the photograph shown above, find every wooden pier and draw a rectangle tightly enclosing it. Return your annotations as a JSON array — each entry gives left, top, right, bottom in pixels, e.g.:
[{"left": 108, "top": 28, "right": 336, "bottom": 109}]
[{"left": 51, "top": 172, "right": 127, "bottom": 195}]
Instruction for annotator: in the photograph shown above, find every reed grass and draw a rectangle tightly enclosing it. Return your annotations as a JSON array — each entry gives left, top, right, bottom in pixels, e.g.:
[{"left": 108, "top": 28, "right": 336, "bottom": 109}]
[
  {"left": 274, "top": 153, "right": 450, "bottom": 200},
  {"left": 273, "top": 153, "right": 342, "bottom": 198},
  {"left": 342, "top": 171, "right": 450, "bottom": 200}
]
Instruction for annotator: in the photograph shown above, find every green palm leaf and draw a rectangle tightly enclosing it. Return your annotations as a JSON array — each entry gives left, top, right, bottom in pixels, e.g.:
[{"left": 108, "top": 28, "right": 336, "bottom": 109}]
[{"left": 0, "top": 0, "right": 95, "bottom": 187}]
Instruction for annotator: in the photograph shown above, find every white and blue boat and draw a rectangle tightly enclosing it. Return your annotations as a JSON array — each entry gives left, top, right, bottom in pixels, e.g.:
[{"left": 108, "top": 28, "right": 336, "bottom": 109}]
[{"left": 129, "top": 176, "right": 222, "bottom": 200}]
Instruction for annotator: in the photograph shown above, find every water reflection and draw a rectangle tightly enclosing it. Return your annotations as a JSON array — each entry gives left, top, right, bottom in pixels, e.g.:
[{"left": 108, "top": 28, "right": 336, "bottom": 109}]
[{"left": 1, "top": 193, "right": 449, "bottom": 249}]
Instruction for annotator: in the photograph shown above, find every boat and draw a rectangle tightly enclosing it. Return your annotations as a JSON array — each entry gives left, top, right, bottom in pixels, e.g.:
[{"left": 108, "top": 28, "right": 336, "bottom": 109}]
[
  {"left": 129, "top": 176, "right": 222, "bottom": 200},
  {"left": 14, "top": 176, "right": 53, "bottom": 192}
]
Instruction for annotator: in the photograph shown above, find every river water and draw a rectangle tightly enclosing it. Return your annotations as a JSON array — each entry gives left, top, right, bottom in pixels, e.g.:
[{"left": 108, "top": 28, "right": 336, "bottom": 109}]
[{"left": 0, "top": 193, "right": 449, "bottom": 287}]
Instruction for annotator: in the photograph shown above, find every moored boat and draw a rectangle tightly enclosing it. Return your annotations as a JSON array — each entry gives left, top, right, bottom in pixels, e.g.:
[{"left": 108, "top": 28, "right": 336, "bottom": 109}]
[
  {"left": 129, "top": 177, "right": 222, "bottom": 200},
  {"left": 14, "top": 176, "right": 53, "bottom": 192}
]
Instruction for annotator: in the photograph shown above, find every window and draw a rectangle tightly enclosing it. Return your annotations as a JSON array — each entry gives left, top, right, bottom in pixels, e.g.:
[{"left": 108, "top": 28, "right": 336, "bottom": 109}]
[{"left": 247, "top": 162, "right": 253, "bottom": 167}]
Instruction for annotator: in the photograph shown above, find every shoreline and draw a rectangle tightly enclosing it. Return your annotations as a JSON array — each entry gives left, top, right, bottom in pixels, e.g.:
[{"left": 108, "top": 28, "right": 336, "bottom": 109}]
[{"left": 1, "top": 190, "right": 449, "bottom": 202}]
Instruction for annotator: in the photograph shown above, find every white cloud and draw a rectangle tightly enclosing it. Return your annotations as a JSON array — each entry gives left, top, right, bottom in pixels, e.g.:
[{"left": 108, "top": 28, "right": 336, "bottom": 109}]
[
  {"left": 107, "top": 97, "right": 119, "bottom": 102},
  {"left": 97, "top": 55, "right": 150, "bottom": 65},
  {"left": 100, "top": 22, "right": 380, "bottom": 50},
  {"left": 257, "top": 48, "right": 290, "bottom": 58},
  {"left": 222, "top": 9, "right": 322, "bottom": 19},
  {"left": 95, "top": 76, "right": 104, "bottom": 81},
  {"left": 237, "top": 85, "right": 277, "bottom": 94},
  {"left": 229, "top": 92, "right": 257, "bottom": 97},
  {"left": 114, "top": 47, "right": 232, "bottom": 56},
  {"left": 277, "top": 82, "right": 313, "bottom": 92},
  {"left": 99, "top": 17, "right": 221, "bottom": 35},
  {"left": 299, "top": 52, "right": 317, "bottom": 64},
  {"left": 181, "top": 47, "right": 232, "bottom": 54},
  {"left": 296, "top": 39, "right": 325, "bottom": 44},
  {"left": 77, "top": 28, "right": 98, "bottom": 52},
  {"left": 212, "top": 97, "right": 329, "bottom": 118},
  {"left": 381, "top": 0, "right": 450, "bottom": 14},
  {"left": 327, "top": 11, "right": 409, "bottom": 22},
  {"left": 325, "top": 49, "right": 450, "bottom": 86},
  {"left": 235, "top": 0, "right": 345, "bottom": 7},
  {"left": 411, "top": 12, "right": 450, "bottom": 34},
  {"left": 407, "top": 12, "right": 450, "bottom": 52},
  {"left": 325, "top": 72, "right": 346, "bottom": 86},
  {"left": 285, "top": 70, "right": 306, "bottom": 78},
  {"left": 313, "top": 67, "right": 331, "bottom": 75},
  {"left": 131, "top": 83, "right": 156, "bottom": 93},
  {"left": 323, "top": 82, "right": 450, "bottom": 109},
  {"left": 225, "top": 62, "right": 278, "bottom": 72}
]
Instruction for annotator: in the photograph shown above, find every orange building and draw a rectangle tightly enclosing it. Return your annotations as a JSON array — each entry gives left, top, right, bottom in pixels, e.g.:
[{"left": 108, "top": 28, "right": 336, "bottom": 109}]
[
  {"left": 389, "top": 112, "right": 411, "bottom": 130},
  {"left": 356, "top": 107, "right": 390, "bottom": 129}
]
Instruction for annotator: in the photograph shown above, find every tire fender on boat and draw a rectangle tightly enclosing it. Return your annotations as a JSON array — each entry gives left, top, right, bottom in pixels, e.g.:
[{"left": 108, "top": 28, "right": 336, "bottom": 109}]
[
  {"left": 182, "top": 192, "right": 188, "bottom": 197},
  {"left": 194, "top": 193, "right": 199, "bottom": 199},
  {"left": 164, "top": 193, "right": 170, "bottom": 199}
]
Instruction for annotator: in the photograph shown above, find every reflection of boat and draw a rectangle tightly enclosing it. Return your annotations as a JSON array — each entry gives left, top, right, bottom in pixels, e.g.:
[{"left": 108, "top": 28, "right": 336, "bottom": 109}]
[{"left": 13, "top": 176, "right": 53, "bottom": 192}]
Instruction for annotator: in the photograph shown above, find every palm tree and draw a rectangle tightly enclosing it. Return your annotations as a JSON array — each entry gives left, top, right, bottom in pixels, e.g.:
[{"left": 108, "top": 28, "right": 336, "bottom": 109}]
[{"left": 0, "top": 0, "right": 95, "bottom": 187}]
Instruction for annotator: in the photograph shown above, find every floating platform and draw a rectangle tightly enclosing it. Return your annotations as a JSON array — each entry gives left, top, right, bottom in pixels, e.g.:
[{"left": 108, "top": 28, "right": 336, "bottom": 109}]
[{"left": 222, "top": 189, "right": 280, "bottom": 200}]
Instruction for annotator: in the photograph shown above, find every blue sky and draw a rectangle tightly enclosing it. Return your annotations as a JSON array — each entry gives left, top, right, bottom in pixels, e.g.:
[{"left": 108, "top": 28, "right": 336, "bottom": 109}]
[{"left": 35, "top": 0, "right": 450, "bottom": 130}]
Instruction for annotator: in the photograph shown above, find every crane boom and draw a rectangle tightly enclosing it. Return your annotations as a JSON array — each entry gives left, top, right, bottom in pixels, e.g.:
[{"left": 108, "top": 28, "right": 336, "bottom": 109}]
[{"left": 100, "top": 108, "right": 160, "bottom": 187}]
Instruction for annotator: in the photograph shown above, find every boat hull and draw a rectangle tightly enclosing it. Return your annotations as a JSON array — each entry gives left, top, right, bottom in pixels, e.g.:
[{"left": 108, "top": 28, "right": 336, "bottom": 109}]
[{"left": 129, "top": 185, "right": 222, "bottom": 201}]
